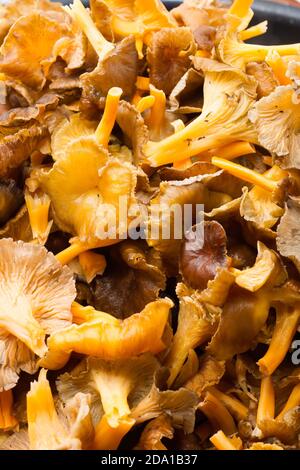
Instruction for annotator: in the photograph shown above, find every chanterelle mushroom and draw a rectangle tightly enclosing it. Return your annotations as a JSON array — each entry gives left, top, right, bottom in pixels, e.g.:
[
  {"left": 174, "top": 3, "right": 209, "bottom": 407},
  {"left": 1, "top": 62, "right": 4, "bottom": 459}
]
[
  {"left": 0, "top": 238, "right": 76, "bottom": 391},
  {"left": 249, "top": 85, "right": 300, "bottom": 170}
]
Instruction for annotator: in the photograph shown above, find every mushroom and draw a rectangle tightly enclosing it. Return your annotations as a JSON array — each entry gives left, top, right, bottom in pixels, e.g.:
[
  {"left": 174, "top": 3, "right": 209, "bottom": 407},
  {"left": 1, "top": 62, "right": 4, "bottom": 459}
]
[
  {"left": 218, "top": 35, "right": 300, "bottom": 72},
  {"left": 144, "top": 58, "right": 257, "bottom": 167},
  {"left": 24, "top": 192, "right": 53, "bottom": 245},
  {"left": 27, "top": 369, "right": 94, "bottom": 450},
  {"left": 249, "top": 86, "right": 300, "bottom": 170},
  {"left": 135, "top": 414, "right": 174, "bottom": 451},
  {"left": 147, "top": 27, "right": 196, "bottom": 95},
  {"left": 39, "top": 298, "right": 174, "bottom": 371},
  {"left": 207, "top": 286, "right": 271, "bottom": 360},
  {"left": 90, "top": 0, "right": 114, "bottom": 42},
  {"left": 36, "top": 88, "right": 140, "bottom": 264},
  {"left": 0, "top": 11, "right": 85, "bottom": 90},
  {"left": 180, "top": 221, "right": 230, "bottom": 291},
  {"left": 78, "top": 251, "right": 107, "bottom": 284},
  {"left": 233, "top": 241, "right": 287, "bottom": 293},
  {"left": 210, "top": 159, "right": 288, "bottom": 238},
  {"left": 246, "top": 61, "right": 279, "bottom": 99},
  {"left": 0, "top": 179, "right": 23, "bottom": 227},
  {"left": 240, "top": 167, "right": 285, "bottom": 233},
  {"left": 0, "top": 205, "right": 31, "bottom": 242},
  {"left": 277, "top": 197, "right": 300, "bottom": 273},
  {"left": 146, "top": 175, "right": 231, "bottom": 276},
  {"left": 0, "top": 238, "right": 76, "bottom": 391},
  {"left": 169, "top": 68, "right": 204, "bottom": 114},
  {"left": 258, "top": 303, "right": 300, "bottom": 376},
  {"left": 254, "top": 376, "right": 300, "bottom": 444},
  {"left": 130, "top": 369, "right": 198, "bottom": 433},
  {"left": 0, "top": 124, "right": 48, "bottom": 179},
  {"left": 75, "top": 0, "right": 176, "bottom": 57},
  {"left": 57, "top": 354, "right": 159, "bottom": 450},
  {"left": 0, "top": 390, "right": 18, "bottom": 431},
  {"left": 57, "top": 354, "right": 198, "bottom": 449},
  {"left": 171, "top": 0, "right": 226, "bottom": 50},
  {"left": 116, "top": 100, "right": 149, "bottom": 164},
  {"left": 90, "top": 240, "right": 166, "bottom": 318},
  {"left": 80, "top": 35, "right": 138, "bottom": 107},
  {"left": 164, "top": 285, "right": 219, "bottom": 387},
  {"left": 0, "top": 0, "right": 69, "bottom": 43},
  {"left": 185, "top": 354, "right": 225, "bottom": 399}
]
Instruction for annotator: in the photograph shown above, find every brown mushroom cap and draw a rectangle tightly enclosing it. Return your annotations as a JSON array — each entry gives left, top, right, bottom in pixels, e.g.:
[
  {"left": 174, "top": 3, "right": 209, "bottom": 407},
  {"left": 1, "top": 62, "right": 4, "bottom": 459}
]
[
  {"left": 277, "top": 197, "right": 300, "bottom": 273},
  {"left": 180, "top": 220, "right": 230, "bottom": 290},
  {"left": 147, "top": 27, "right": 197, "bottom": 96},
  {"left": 0, "top": 179, "right": 23, "bottom": 226}
]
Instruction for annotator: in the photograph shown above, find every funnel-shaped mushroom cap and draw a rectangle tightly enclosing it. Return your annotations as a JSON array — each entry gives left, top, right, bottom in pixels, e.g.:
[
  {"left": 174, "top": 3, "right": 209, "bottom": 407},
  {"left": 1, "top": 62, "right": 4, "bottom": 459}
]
[
  {"left": 0, "top": 238, "right": 76, "bottom": 391},
  {"left": 0, "top": 12, "right": 85, "bottom": 90},
  {"left": 39, "top": 144, "right": 138, "bottom": 244}
]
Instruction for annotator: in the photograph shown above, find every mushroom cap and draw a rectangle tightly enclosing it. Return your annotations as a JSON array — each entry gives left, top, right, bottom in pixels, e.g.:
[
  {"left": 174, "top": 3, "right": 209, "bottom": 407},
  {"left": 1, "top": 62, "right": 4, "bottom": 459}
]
[
  {"left": 40, "top": 140, "right": 138, "bottom": 243},
  {"left": 249, "top": 85, "right": 300, "bottom": 169},
  {"left": 147, "top": 27, "right": 196, "bottom": 95},
  {"left": 180, "top": 220, "right": 230, "bottom": 291},
  {"left": 0, "top": 238, "right": 76, "bottom": 390},
  {"left": 0, "top": 12, "right": 85, "bottom": 90}
]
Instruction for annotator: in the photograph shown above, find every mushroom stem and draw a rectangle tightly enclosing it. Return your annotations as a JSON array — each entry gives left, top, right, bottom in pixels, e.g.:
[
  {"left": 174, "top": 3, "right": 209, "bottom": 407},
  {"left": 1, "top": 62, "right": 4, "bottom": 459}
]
[
  {"left": 55, "top": 242, "right": 91, "bottom": 266},
  {"left": 148, "top": 85, "right": 167, "bottom": 135},
  {"left": 136, "top": 76, "right": 150, "bottom": 91},
  {"left": 27, "top": 369, "right": 65, "bottom": 449},
  {"left": 229, "top": 0, "right": 253, "bottom": 18},
  {"left": 257, "top": 376, "right": 275, "bottom": 427},
  {"left": 0, "top": 390, "right": 18, "bottom": 431},
  {"left": 199, "top": 392, "right": 237, "bottom": 436},
  {"left": 95, "top": 87, "right": 123, "bottom": 148},
  {"left": 150, "top": 137, "right": 256, "bottom": 167},
  {"left": 208, "top": 387, "right": 248, "bottom": 421},
  {"left": 239, "top": 21, "right": 268, "bottom": 41},
  {"left": 225, "top": 39, "right": 300, "bottom": 65},
  {"left": 79, "top": 251, "right": 107, "bottom": 283},
  {"left": 135, "top": 37, "right": 144, "bottom": 60},
  {"left": 210, "top": 430, "right": 238, "bottom": 451},
  {"left": 67, "top": 0, "right": 114, "bottom": 60},
  {"left": 211, "top": 157, "right": 278, "bottom": 192},
  {"left": 265, "top": 50, "right": 292, "bottom": 86},
  {"left": 171, "top": 119, "right": 186, "bottom": 134},
  {"left": 145, "top": 112, "right": 208, "bottom": 160},
  {"left": 276, "top": 384, "right": 300, "bottom": 421},
  {"left": 25, "top": 192, "right": 53, "bottom": 245},
  {"left": 92, "top": 414, "right": 135, "bottom": 450},
  {"left": 202, "top": 141, "right": 255, "bottom": 161},
  {"left": 136, "top": 95, "right": 155, "bottom": 113},
  {"left": 55, "top": 239, "right": 119, "bottom": 266},
  {"left": 258, "top": 305, "right": 300, "bottom": 376},
  {"left": 170, "top": 120, "right": 188, "bottom": 168}
]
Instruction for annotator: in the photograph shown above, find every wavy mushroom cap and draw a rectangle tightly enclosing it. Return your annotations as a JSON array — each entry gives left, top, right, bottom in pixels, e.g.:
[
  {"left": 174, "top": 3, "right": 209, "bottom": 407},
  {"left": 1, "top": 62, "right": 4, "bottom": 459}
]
[
  {"left": 39, "top": 138, "right": 138, "bottom": 243},
  {"left": 0, "top": 12, "right": 85, "bottom": 90},
  {"left": 147, "top": 27, "right": 197, "bottom": 95},
  {"left": 0, "top": 238, "right": 76, "bottom": 391},
  {"left": 97, "top": 0, "right": 176, "bottom": 38},
  {"left": 249, "top": 85, "right": 300, "bottom": 170},
  {"left": 180, "top": 221, "right": 230, "bottom": 291},
  {"left": 27, "top": 369, "right": 94, "bottom": 450}
]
